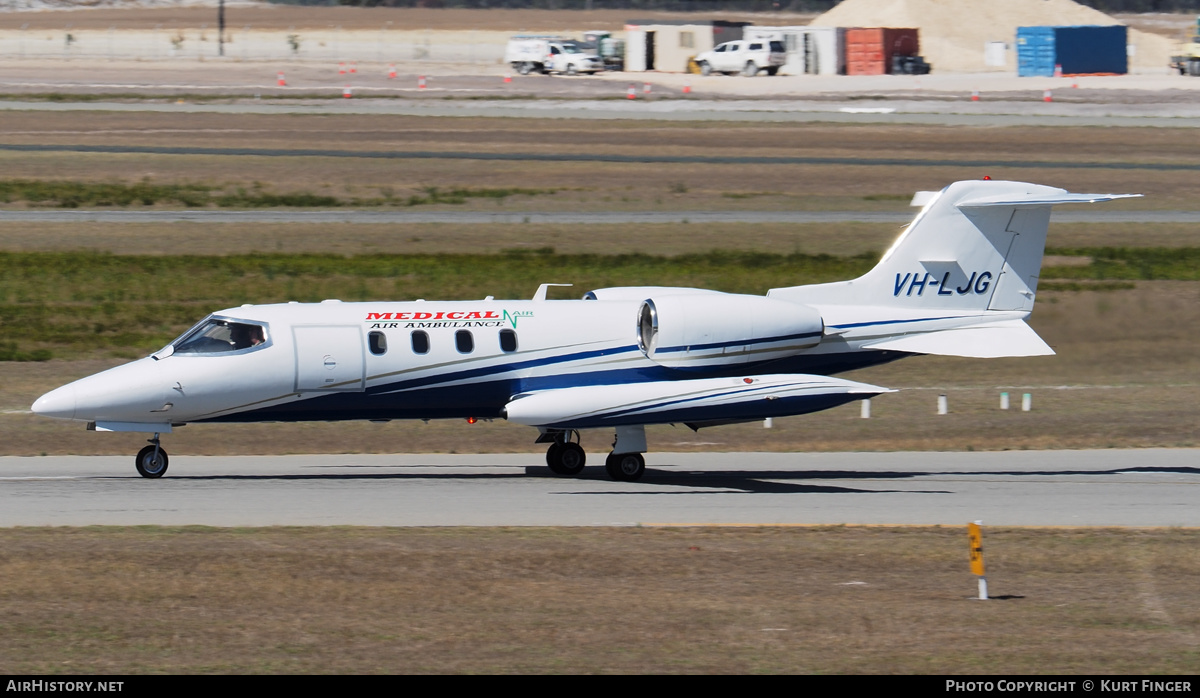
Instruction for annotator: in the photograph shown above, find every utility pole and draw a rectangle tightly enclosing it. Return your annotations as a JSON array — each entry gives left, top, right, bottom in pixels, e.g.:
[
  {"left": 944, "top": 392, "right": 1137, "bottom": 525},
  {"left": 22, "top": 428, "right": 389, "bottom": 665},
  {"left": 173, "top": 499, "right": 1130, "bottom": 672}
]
[{"left": 218, "top": 0, "right": 225, "bottom": 57}]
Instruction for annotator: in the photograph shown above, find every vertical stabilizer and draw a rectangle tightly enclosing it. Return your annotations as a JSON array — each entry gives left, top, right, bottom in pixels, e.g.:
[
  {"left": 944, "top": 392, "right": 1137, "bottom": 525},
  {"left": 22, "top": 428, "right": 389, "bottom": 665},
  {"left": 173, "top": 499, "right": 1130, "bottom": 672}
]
[{"left": 769, "top": 180, "right": 1138, "bottom": 312}]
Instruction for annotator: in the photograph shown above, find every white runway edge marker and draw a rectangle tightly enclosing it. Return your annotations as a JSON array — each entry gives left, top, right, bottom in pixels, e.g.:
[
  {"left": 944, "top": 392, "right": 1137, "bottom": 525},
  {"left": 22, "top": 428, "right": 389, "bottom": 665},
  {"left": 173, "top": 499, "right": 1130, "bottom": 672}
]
[
  {"left": 861, "top": 398, "right": 871, "bottom": 419},
  {"left": 1000, "top": 391, "right": 1010, "bottom": 410},
  {"left": 938, "top": 394, "right": 948, "bottom": 415},
  {"left": 1022, "top": 393, "right": 1033, "bottom": 412}
]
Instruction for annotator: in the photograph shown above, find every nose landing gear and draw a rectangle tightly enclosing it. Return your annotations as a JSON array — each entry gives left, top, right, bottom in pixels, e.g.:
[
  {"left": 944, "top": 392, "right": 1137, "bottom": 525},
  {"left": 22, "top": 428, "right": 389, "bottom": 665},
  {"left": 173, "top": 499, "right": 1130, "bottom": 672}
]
[{"left": 135, "top": 433, "right": 169, "bottom": 478}]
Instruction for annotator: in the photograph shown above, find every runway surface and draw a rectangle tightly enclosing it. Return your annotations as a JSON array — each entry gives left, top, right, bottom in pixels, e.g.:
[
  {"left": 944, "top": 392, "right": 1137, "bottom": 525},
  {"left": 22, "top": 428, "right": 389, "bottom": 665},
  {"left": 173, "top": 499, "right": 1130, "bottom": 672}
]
[
  {"left": 2, "top": 449, "right": 1196, "bottom": 527},
  {"left": 3, "top": 97, "right": 1200, "bottom": 128},
  {"left": 3, "top": 142, "right": 1199, "bottom": 173}
]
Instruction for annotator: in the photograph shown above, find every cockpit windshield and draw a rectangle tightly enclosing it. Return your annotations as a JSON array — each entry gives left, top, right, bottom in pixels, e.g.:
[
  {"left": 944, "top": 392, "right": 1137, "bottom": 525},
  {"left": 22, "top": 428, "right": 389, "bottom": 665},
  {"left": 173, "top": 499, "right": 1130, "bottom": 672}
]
[{"left": 172, "top": 318, "right": 269, "bottom": 355}]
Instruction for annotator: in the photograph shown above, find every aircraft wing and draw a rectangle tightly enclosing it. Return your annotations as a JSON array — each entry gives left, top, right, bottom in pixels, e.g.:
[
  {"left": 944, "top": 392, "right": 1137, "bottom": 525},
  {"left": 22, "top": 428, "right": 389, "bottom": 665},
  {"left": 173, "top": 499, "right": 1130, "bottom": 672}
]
[
  {"left": 862, "top": 319, "right": 1053, "bottom": 358},
  {"left": 503, "top": 374, "right": 892, "bottom": 429}
]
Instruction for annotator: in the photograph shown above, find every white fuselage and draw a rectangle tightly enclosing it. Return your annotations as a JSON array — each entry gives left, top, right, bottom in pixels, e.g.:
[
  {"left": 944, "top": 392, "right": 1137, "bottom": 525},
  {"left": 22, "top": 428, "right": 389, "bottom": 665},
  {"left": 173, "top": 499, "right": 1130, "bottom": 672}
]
[{"left": 30, "top": 293, "right": 1024, "bottom": 431}]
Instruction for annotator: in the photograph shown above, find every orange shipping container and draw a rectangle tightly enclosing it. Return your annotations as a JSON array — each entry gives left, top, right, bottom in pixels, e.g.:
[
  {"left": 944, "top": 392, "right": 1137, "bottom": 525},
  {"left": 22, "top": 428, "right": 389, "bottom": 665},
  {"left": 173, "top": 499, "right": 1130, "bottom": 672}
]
[{"left": 844, "top": 27, "right": 919, "bottom": 75}]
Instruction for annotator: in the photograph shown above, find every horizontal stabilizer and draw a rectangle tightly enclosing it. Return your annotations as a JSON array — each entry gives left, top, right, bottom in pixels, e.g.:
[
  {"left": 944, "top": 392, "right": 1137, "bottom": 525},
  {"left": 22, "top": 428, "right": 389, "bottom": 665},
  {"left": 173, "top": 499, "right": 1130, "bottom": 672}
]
[
  {"left": 862, "top": 320, "right": 1053, "bottom": 358},
  {"left": 504, "top": 374, "right": 892, "bottom": 429},
  {"left": 957, "top": 192, "right": 1141, "bottom": 208}
]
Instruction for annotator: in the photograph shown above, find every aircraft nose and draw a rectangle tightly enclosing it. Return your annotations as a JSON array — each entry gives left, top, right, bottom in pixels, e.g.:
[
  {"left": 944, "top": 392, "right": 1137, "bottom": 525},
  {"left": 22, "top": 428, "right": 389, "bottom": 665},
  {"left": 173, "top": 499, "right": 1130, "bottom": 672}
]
[{"left": 32, "top": 384, "right": 77, "bottom": 420}]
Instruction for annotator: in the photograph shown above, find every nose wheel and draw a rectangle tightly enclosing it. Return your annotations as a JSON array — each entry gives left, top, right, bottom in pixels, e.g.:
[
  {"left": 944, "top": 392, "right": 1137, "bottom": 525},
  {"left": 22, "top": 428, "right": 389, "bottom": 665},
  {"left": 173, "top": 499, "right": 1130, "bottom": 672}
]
[{"left": 135, "top": 434, "right": 169, "bottom": 478}]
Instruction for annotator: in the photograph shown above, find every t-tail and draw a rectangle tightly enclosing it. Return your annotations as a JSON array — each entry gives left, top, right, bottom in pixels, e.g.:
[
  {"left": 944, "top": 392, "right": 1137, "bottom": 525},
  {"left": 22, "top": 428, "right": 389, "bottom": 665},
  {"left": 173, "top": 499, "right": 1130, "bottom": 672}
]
[{"left": 769, "top": 179, "right": 1139, "bottom": 359}]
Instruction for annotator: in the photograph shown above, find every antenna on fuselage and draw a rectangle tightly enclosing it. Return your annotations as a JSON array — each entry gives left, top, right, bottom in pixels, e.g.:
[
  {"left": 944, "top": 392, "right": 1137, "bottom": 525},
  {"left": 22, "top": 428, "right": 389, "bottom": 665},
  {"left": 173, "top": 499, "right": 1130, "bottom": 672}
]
[{"left": 532, "top": 283, "right": 573, "bottom": 301}]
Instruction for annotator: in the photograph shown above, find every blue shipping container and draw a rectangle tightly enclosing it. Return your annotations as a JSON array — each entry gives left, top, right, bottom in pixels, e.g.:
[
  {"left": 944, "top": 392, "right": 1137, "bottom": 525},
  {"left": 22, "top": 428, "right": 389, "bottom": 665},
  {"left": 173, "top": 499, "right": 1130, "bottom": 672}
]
[{"left": 1016, "top": 25, "right": 1127, "bottom": 77}]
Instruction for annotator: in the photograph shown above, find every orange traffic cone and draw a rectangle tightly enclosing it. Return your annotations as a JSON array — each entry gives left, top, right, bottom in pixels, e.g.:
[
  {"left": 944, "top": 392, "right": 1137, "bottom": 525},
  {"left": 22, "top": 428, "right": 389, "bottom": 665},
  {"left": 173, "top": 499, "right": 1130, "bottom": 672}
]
[
  {"left": 418, "top": 76, "right": 427, "bottom": 89},
  {"left": 339, "top": 62, "right": 346, "bottom": 75},
  {"left": 503, "top": 74, "right": 512, "bottom": 83},
  {"left": 971, "top": 89, "right": 979, "bottom": 101},
  {"left": 682, "top": 83, "right": 691, "bottom": 94},
  {"left": 388, "top": 64, "right": 397, "bottom": 79},
  {"left": 626, "top": 84, "right": 636, "bottom": 99},
  {"left": 277, "top": 71, "right": 286, "bottom": 87},
  {"left": 1043, "top": 89, "right": 1052, "bottom": 102},
  {"left": 349, "top": 62, "right": 357, "bottom": 74},
  {"left": 343, "top": 84, "right": 352, "bottom": 99}
]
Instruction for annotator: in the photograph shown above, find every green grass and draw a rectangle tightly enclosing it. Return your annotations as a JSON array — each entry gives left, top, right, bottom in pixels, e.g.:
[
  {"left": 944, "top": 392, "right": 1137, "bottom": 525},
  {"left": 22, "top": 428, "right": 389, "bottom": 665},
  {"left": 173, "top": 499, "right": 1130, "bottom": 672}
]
[
  {"left": 1, "top": 248, "right": 1193, "bottom": 361},
  {"left": 1042, "top": 247, "right": 1200, "bottom": 282}
]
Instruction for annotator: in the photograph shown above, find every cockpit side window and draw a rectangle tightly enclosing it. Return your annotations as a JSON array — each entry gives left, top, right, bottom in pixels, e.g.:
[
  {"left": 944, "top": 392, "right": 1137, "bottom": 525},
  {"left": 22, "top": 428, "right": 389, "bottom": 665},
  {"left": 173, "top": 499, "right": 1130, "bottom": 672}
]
[{"left": 173, "top": 318, "right": 269, "bottom": 355}]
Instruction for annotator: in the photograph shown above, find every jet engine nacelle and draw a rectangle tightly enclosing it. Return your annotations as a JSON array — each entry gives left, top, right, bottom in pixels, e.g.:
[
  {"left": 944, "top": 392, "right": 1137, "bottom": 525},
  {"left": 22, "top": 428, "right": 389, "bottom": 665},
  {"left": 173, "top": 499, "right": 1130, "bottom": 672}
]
[{"left": 637, "top": 293, "right": 823, "bottom": 368}]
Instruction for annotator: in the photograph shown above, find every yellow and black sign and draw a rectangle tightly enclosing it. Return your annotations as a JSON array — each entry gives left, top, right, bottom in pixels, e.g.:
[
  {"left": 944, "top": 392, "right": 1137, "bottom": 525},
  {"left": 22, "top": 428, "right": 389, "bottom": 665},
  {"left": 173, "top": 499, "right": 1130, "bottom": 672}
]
[{"left": 968, "top": 522, "right": 986, "bottom": 576}]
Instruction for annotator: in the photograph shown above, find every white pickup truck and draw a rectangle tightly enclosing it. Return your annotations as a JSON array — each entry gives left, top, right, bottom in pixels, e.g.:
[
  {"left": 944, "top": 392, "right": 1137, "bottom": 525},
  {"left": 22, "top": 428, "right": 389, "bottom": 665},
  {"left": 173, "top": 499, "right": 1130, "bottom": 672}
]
[
  {"left": 505, "top": 37, "right": 606, "bottom": 76},
  {"left": 694, "top": 39, "right": 786, "bottom": 77}
]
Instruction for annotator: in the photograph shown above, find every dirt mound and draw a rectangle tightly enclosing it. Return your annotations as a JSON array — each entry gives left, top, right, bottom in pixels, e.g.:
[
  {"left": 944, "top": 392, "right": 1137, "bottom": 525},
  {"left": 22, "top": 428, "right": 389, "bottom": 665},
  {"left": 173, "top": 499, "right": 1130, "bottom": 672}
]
[{"left": 811, "top": 0, "right": 1172, "bottom": 73}]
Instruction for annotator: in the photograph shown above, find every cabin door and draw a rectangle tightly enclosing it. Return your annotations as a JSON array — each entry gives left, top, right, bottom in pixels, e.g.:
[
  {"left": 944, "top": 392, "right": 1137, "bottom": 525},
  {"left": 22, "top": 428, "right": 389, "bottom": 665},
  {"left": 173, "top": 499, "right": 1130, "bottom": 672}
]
[{"left": 293, "top": 326, "right": 366, "bottom": 392}]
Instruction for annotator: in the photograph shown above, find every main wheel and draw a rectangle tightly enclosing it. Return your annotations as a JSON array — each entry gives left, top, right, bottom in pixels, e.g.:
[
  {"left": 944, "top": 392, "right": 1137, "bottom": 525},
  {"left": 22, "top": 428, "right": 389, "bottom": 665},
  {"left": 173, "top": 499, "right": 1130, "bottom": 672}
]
[
  {"left": 566, "top": 63, "right": 578, "bottom": 76},
  {"left": 699, "top": 61, "right": 712, "bottom": 76},
  {"left": 518, "top": 62, "right": 533, "bottom": 75},
  {"left": 547, "top": 442, "right": 586, "bottom": 476},
  {"left": 766, "top": 66, "right": 779, "bottom": 76},
  {"left": 135, "top": 445, "right": 169, "bottom": 479},
  {"left": 605, "top": 452, "right": 645, "bottom": 482},
  {"left": 743, "top": 61, "right": 759, "bottom": 77}
]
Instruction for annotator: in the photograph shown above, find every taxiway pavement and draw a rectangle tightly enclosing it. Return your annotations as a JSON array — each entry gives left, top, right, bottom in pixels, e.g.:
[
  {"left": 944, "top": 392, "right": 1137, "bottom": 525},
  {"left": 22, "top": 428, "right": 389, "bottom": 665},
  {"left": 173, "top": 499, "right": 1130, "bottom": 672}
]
[{"left": 2, "top": 449, "right": 1196, "bottom": 528}]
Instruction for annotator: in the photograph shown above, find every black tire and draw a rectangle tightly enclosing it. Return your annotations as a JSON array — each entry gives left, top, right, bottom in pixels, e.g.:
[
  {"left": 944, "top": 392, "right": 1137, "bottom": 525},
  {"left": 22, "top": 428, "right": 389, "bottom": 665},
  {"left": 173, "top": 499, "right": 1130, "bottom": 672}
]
[
  {"left": 743, "top": 61, "right": 759, "bottom": 77},
  {"left": 605, "top": 452, "right": 645, "bottom": 482},
  {"left": 518, "top": 62, "right": 533, "bottom": 76},
  {"left": 699, "top": 61, "right": 712, "bottom": 77},
  {"left": 566, "top": 64, "right": 577, "bottom": 76},
  {"left": 548, "top": 442, "right": 586, "bottom": 476},
  {"left": 766, "top": 66, "right": 779, "bottom": 76},
  {"left": 135, "top": 445, "right": 169, "bottom": 479}
]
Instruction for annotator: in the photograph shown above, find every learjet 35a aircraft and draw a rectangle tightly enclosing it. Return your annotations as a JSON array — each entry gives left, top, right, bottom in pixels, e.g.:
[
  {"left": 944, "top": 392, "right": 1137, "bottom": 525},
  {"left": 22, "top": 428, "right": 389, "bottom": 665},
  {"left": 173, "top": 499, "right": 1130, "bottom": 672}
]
[{"left": 32, "top": 179, "right": 1137, "bottom": 480}]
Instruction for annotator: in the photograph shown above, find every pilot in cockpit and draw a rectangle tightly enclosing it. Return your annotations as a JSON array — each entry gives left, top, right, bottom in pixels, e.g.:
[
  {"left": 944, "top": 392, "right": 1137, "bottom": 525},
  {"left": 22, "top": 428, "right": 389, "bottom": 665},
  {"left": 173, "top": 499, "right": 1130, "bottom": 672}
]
[{"left": 230, "top": 324, "right": 265, "bottom": 350}]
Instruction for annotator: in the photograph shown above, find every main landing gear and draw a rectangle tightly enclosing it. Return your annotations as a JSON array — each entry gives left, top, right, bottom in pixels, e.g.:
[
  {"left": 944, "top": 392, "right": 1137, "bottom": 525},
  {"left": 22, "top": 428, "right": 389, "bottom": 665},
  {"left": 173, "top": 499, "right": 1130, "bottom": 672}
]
[
  {"left": 605, "top": 452, "right": 645, "bottom": 482},
  {"left": 135, "top": 433, "right": 169, "bottom": 478},
  {"left": 539, "top": 428, "right": 647, "bottom": 482},
  {"left": 545, "top": 431, "right": 586, "bottom": 476}
]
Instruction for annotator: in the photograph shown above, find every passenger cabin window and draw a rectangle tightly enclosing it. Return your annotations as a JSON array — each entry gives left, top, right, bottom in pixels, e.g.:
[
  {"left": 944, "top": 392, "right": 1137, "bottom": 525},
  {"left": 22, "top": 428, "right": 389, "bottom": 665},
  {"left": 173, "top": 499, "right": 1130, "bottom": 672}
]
[
  {"left": 770, "top": 41, "right": 785, "bottom": 53},
  {"left": 174, "top": 319, "right": 268, "bottom": 355},
  {"left": 715, "top": 44, "right": 727, "bottom": 53},
  {"left": 749, "top": 43, "right": 763, "bottom": 51},
  {"left": 411, "top": 330, "right": 430, "bottom": 355},
  {"left": 368, "top": 331, "right": 387, "bottom": 356},
  {"left": 499, "top": 329, "right": 518, "bottom": 353},
  {"left": 456, "top": 330, "right": 474, "bottom": 354}
]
